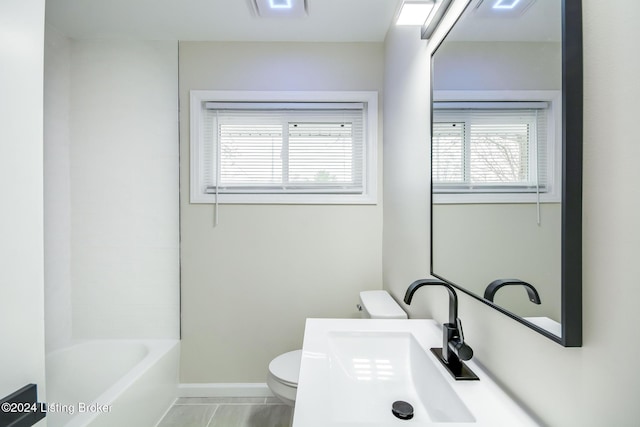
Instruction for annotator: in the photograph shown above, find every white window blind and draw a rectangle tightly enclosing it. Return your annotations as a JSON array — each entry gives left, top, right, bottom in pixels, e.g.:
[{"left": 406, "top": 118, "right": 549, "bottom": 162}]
[
  {"left": 201, "top": 106, "right": 365, "bottom": 195},
  {"left": 433, "top": 102, "right": 548, "bottom": 194}
]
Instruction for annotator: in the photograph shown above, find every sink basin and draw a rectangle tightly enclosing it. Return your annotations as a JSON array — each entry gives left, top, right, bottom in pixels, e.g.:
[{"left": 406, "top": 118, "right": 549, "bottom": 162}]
[
  {"left": 293, "top": 319, "right": 539, "bottom": 426},
  {"left": 327, "top": 331, "right": 474, "bottom": 423}
]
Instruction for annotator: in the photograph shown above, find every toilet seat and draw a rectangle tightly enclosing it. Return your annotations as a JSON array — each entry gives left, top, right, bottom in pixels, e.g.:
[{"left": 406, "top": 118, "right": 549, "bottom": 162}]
[{"left": 268, "top": 349, "right": 301, "bottom": 387}]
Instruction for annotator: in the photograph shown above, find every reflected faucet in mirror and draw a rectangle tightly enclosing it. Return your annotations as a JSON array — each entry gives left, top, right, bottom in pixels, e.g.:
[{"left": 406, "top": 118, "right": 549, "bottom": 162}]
[
  {"left": 404, "top": 279, "right": 478, "bottom": 381},
  {"left": 483, "top": 279, "right": 541, "bottom": 305}
]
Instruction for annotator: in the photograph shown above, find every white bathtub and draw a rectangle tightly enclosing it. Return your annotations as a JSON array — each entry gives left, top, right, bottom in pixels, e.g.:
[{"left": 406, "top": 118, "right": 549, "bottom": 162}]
[{"left": 45, "top": 340, "right": 180, "bottom": 427}]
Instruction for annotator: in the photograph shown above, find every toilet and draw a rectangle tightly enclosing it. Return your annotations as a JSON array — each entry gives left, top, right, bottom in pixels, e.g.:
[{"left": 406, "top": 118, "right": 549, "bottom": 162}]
[{"left": 266, "top": 290, "right": 407, "bottom": 407}]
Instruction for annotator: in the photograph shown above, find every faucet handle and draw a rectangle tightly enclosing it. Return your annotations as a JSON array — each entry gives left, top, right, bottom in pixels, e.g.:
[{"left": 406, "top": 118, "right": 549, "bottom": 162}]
[
  {"left": 450, "top": 319, "right": 473, "bottom": 361},
  {"left": 449, "top": 339, "right": 474, "bottom": 362}
]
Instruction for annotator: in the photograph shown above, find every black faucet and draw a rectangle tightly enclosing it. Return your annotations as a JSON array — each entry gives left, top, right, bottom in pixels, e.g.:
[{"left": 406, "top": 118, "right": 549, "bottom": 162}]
[
  {"left": 404, "top": 279, "right": 479, "bottom": 381},
  {"left": 483, "top": 279, "right": 541, "bottom": 304}
]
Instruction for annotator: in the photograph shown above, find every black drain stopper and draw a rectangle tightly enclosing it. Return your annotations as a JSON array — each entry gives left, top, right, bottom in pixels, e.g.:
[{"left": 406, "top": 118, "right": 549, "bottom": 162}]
[{"left": 391, "top": 400, "right": 414, "bottom": 420}]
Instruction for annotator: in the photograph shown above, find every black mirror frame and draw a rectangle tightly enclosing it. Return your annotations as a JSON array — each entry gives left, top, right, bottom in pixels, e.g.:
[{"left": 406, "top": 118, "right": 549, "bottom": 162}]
[{"left": 429, "top": 0, "right": 583, "bottom": 347}]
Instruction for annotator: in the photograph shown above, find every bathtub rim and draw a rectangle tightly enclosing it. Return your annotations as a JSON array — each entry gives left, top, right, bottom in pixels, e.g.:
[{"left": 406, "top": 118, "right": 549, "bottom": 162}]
[{"left": 45, "top": 339, "right": 179, "bottom": 427}]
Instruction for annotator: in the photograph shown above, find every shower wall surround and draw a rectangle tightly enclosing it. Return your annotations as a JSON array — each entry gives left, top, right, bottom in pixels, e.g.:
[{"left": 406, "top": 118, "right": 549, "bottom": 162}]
[
  {"left": 44, "top": 37, "right": 180, "bottom": 343},
  {"left": 44, "top": 26, "right": 73, "bottom": 352}
]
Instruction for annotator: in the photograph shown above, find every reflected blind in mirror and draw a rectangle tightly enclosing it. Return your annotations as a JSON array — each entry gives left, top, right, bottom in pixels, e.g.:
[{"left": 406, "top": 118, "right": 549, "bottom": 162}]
[{"left": 433, "top": 102, "right": 548, "bottom": 194}]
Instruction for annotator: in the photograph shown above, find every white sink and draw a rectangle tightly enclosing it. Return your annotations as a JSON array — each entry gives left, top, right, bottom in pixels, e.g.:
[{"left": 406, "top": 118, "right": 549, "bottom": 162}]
[
  {"left": 293, "top": 319, "right": 539, "bottom": 427},
  {"left": 327, "top": 330, "right": 474, "bottom": 423}
]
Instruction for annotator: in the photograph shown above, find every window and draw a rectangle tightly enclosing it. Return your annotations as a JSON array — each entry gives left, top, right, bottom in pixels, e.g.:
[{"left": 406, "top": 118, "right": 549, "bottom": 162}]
[
  {"left": 432, "top": 96, "right": 560, "bottom": 204},
  {"left": 190, "top": 91, "right": 378, "bottom": 204}
]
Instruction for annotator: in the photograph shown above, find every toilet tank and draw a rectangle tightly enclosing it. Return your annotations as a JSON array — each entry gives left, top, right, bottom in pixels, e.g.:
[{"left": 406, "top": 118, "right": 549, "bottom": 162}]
[{"left": 358, "top": 290, "right": 407, "bottom": 319}]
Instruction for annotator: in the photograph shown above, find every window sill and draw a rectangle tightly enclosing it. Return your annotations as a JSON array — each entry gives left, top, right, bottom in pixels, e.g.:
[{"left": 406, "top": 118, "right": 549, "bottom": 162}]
[
  {"left": 433, "top": 192, "right": 560, "bottom": 204},
  {"left": 190, "top": 193, "right": 377, "bottom": 205}
]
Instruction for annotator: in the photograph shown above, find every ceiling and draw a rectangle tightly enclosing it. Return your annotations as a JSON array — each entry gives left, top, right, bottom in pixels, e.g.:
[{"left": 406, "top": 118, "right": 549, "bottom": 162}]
[{"left": 45, "top": 0, "right": 403, "bottom": 42}]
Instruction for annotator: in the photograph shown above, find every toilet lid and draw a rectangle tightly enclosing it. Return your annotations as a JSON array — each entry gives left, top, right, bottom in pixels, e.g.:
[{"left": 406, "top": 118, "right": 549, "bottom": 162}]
[{"left": 269, "top": 349, "right": 302, "bottom": 387}]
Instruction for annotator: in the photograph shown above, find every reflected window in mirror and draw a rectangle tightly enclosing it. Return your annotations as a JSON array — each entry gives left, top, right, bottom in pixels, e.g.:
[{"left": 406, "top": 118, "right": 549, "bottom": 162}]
[{"left": 432, "top": 98, "right": 561, "bottom": 204}]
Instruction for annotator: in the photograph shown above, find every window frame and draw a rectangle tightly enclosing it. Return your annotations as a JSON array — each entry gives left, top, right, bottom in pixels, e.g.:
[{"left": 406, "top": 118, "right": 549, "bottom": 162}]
[
  {"left": 190, "top": 90, "right": 378, "bottom": 205},
  {"left": 432, "top": 90, "right": 562, "bottom": 204}
]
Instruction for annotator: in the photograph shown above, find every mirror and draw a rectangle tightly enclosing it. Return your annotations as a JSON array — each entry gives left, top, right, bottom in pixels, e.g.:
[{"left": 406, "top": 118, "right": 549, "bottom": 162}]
[{"left": 430, "top": 0, "right": 582, "bottom": 346}]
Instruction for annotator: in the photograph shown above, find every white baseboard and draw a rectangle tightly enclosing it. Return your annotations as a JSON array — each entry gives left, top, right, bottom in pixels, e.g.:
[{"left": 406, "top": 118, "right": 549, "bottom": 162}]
[{"left": 179, "top": 383, "right": 274, "bottom": 398}]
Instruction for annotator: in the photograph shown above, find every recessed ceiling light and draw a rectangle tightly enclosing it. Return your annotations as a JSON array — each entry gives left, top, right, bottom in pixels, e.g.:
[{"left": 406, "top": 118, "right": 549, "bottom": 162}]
[
  {"left": 253, "top": 0, "right": 307, "bottom": 17},
  {"left": 493, "top": 0, "right": 521, "bottom": 10},
  {"left": 396, "top": 1, "right": 435, "bottom": 26},
  {"left": 474, "top": 0, "right": 536, "bottom": 17},
  {"left": 269, "top": 0, "right": 292, "bottom": 9}
]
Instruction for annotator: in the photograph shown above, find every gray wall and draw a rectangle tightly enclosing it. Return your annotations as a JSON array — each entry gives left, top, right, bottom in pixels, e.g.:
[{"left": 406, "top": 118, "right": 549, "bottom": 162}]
[
  {"left": 433, "top": 41, "right": 561, "bottom": 91},
  {"left": 433, "top": 203, "right": 561, "bottom": 319},
  {"left": 179, "top": 42, "right": 385, "bottom": 383},
  {"left": 383, "top": 0, "right": 640, "bottom": 425}
]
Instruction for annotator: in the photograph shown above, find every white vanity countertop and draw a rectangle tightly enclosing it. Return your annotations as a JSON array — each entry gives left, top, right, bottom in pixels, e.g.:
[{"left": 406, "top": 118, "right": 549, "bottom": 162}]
[{"left": 293, "top": 318, "right": 539, "bottom": 427}]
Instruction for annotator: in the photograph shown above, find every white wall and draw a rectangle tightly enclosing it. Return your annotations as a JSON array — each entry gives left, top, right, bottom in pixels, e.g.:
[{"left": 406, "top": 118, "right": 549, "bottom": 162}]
[
  {"left": 68, "top": 40, "right": 180, "bottom": 339},
  {"left": 44, "top": 26, "right": 73, "bottom": 352},
  {"left": 384, "top": 0, "right": 640, "bottom": 425},
  {"left": 382, "top": 25, "right": 432, "bottom": 315},
  {"left": 179, "top": 41, "right": 384, "bottom": 382},
  {"left": 0, "top": 0, "right": 47, "bottom": 413}
]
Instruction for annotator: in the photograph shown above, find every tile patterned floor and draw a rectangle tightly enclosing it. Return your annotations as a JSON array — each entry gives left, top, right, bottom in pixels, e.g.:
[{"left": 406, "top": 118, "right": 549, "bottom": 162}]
[{"left": 157, "top": 397, "right": 293, "bottom": 427}]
